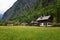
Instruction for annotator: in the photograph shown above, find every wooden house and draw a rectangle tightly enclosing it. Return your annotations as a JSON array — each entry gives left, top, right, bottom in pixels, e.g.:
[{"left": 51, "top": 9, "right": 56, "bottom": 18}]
[
  {"left": 30, "top": 15, "right": 53, "bottom": 26},
  {"left": 36, "top": 15, "right": 52, "bottom": 26},
  {"left": 30, "top": 21, "right": 39, "bottom": 26}
]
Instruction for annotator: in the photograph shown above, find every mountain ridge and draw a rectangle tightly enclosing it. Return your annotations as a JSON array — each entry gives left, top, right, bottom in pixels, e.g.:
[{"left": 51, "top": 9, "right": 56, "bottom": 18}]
[
  {"left": 2, "top": 0, "right": 60, "bottom": 23},
  {"left": 0, "top": 14, "right": 3, "bottom": 20}
]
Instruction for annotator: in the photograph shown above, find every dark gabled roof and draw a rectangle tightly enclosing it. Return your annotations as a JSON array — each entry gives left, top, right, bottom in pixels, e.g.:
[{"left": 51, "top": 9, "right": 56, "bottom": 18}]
[{"left": 37, "top": 15, "right": 51, "bottom": 21}]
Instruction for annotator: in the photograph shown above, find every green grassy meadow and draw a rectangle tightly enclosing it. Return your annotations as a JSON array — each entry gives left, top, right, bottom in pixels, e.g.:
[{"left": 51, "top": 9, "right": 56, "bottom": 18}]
[{"left": 0, "top": 26, "right": 60, "bottom": 40}]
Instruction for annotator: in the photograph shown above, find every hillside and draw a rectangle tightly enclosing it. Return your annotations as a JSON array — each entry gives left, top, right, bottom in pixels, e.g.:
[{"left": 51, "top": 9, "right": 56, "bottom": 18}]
[
  {"left": 0, "top": 14, "right": 3, "bottom": 20},
  {"left": 2, "top": 0, "right": 60, "bottom": 23}
]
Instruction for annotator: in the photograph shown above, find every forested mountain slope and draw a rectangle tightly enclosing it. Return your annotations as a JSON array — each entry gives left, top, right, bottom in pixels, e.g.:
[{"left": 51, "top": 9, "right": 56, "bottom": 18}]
[{"left": 2, "top": 0, "right": 60, "bottom": 23}]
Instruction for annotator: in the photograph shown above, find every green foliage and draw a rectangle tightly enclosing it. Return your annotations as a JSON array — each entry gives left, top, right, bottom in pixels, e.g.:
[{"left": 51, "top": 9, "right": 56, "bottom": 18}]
[{"left": 11, "top": 0, "right": 60, "bottom": 23}]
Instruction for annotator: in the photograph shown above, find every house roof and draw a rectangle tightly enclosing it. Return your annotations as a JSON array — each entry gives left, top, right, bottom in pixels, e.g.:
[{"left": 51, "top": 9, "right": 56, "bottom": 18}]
[
  {"left": 31, "top": 21, "right": 38, "bottom": 23},
  {"left": 37, "top": 15, "right": 51, "bottom": 21}
]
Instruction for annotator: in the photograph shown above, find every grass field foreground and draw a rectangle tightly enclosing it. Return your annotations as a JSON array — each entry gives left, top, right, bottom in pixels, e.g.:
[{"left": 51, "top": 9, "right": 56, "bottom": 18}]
[{"left": 0, "top": 26, "right": 60, "bottom": 40}]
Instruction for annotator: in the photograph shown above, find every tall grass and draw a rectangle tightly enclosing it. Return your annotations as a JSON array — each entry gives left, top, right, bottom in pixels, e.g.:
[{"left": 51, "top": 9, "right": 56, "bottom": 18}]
[{"left": 0, "top": 26, "right": 60, "bottom": 40}]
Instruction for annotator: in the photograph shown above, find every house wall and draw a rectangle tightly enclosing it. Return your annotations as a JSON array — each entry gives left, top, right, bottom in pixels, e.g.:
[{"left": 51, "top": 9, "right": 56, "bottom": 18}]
[{"left": 39, "top": 22, "right": 52, "bottom": 27}]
